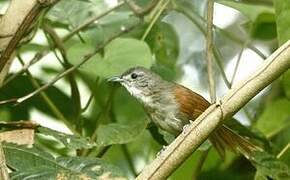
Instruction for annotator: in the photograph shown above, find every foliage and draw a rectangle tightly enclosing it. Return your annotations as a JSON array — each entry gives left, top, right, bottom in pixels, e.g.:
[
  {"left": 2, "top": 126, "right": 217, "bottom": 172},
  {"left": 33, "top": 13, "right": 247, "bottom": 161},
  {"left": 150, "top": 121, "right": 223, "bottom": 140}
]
[{"left": 0, "top": 0, "right": 289, "bottom": 179}]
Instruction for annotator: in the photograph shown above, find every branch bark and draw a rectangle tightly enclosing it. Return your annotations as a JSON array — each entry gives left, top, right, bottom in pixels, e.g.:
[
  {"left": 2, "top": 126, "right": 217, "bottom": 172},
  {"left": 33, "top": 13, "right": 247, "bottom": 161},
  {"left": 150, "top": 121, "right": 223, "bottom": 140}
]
[
  {"left": 0, "top": 0, "right": 58, "bottom": 84},
  {"left": 136, "top": 40, "right": 290, "bottom": 179},
  {"left": 0, "top": 143, "right": 9, "bottom": 180}
]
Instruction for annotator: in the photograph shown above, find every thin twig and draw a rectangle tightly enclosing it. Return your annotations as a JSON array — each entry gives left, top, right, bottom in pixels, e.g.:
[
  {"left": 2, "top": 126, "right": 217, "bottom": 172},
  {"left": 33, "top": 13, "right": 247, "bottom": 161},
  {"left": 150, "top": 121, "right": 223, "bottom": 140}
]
[
  {"left": 2, "top": 51, "right": 49, "bottom": 87},
  {"left": 82, "top": 78, "right": 99, "bottom": 112},
  {"left": 0, "top": 120, "right": 39, "bottom": 129},
  {"left": 192, "top": 148, "right": 210, "bottom": 180},
  {"left": 230, "top": 42, "right": 247, "bottom": 85},
  {"left": 96, "top": 145, "right": 111, "bottom": 157},
  {"left": 62, "top": 2, "right": 125, "bottom": 41},
  {"left": 192, "top": 1, "right": 215, "bottom": 178},
  {"left": 277, "top": 142, "right": 290, "bottom": 159},
  {"left": 0, "top": 22, "right": 139, "bottom": 105},
  {"left": 205, "top": 0, "right": 216, "bottom": 103},
  {"left": 17, "top": 55, "right": 78, "bottom": 135},
  {"left": 178, "top": 7, "right": 254, "bottom": 122},
  {"left": 174, "top": 6, "right": 267, "bottom": 60},
  {"left": 121, "top": 144, "right": 137, "bottom": 176},
  {"left": 124, "top": 0, "right": 159, "bottom": 17},
  {"left": 43, "top": 23, "right": 82, "bottom": 132},
  {"left": 141, "top": 0, "right": 170, "bottom": 40}
]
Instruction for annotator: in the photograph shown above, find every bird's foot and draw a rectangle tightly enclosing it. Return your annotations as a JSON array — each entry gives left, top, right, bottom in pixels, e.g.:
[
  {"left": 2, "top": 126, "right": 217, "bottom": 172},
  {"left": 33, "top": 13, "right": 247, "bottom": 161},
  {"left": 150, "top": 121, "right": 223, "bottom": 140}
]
[{"left": 156, "top": 145, "right": 167, "bottom": 157}]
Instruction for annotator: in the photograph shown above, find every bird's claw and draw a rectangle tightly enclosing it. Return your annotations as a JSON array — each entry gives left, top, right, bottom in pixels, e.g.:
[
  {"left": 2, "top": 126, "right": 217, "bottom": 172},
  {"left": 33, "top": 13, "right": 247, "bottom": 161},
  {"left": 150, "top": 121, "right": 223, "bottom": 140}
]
[
  {"left": 156, "top": 145, "right": 167, "bottom": 157},
  {"left": 182, "top": 120, "right": 194, "bottom": 132}
]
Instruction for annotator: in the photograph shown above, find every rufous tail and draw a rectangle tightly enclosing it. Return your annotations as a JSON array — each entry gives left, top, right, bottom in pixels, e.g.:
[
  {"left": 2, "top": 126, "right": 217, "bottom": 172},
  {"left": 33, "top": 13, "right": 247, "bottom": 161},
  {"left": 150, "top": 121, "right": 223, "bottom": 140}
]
[{"left": 209, "top": 125, "right": 262, "bottom": 159}]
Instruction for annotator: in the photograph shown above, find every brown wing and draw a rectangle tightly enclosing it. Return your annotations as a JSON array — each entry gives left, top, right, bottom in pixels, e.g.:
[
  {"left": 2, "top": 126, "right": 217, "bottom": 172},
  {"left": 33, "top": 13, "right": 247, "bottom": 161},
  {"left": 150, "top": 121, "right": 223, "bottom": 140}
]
[
  {"left": 173, "top": 84, "right": 210, "bottom": 120},
  {"left": 174, "top": 84, "right": 261, "bottom": 159}
]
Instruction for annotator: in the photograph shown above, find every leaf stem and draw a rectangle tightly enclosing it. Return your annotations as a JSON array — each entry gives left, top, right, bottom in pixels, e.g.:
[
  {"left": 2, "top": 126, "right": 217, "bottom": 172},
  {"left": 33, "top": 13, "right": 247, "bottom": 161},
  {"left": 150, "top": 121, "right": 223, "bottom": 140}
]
[{"left": 141, "top": 0, "right": 170, "bottom": 40}]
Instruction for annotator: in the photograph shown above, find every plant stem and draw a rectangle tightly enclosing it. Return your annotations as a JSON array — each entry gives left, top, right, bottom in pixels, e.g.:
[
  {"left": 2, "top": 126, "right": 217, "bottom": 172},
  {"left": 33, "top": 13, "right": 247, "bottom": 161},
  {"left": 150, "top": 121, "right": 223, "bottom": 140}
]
[
  {"left": 193, "top": 0, "right": 215, "bottom": 178},
  {"left": 17, "top": 55, "right": 78, "bottom": 135},
  {"left": 205, "top": 0, "right": 216, "bottom": 103},
  {"left": 121, "top": 144, "right": 137, "bottom": 176},
  {"left": 141, "top": 0, "right": 170, "bottom": 40},
  {"left": 192, "top": 149, "right": 210, "bottom": 180},
  {"left": 277, "top": 142, "right": 290, "bottom": 159}
]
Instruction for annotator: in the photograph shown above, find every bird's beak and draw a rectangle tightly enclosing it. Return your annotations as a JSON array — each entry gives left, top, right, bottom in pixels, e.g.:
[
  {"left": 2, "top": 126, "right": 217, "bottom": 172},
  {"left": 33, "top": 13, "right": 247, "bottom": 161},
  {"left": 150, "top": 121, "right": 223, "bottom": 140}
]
[{"left": 107, "top": 76, "right": 123, "bottom": 83}]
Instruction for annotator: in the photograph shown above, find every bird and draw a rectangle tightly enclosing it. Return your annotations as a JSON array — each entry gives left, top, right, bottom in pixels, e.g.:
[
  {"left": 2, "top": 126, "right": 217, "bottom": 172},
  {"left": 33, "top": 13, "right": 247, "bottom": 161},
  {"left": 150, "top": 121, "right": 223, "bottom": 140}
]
[{"left": 109, "top": 66, "right": 260, "bottom": 158}]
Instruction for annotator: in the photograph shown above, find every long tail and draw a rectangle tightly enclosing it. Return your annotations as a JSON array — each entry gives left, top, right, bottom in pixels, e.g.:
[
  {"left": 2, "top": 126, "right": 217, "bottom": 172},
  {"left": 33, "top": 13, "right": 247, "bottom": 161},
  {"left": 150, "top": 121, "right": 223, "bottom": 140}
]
[{"left": 209, "top": 125, "right": 262, "bottom": 159}]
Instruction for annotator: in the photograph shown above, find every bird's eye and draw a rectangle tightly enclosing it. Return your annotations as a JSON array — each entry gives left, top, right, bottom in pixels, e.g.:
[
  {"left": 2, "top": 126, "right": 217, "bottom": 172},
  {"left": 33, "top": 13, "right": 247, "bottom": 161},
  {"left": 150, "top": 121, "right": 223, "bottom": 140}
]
[{"left": 131, "top": 73, "right": 138, "bottom": 79}]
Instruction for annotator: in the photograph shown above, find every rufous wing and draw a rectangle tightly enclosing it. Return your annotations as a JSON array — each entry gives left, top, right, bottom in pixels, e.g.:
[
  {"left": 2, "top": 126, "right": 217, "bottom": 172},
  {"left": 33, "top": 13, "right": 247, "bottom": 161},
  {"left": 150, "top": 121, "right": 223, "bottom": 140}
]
[
  {"left": 173, "top": 84, "right": 261, "bottom": 159},
  {"left": 173, "top": 84, "right": 210, "bottom": 120}
]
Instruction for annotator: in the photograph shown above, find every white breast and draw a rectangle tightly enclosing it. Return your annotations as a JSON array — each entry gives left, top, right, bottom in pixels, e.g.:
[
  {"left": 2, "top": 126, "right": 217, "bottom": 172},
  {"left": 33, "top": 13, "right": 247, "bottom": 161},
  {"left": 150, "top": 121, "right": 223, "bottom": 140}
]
[{"left": 122, "top": 84, "right": 152, "bottom": 104}]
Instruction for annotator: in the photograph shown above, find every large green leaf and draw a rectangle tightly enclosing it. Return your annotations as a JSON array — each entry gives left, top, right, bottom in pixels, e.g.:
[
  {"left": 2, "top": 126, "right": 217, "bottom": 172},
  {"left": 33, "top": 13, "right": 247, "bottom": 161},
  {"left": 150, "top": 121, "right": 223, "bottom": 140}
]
[
  {"left": 47, "top": 0, "right": 107, "bottom": 28},
  {"left": 4, "top": 143, "right": 125, "bottom": 179},
  {"left": 95, "top": 38, "right": 153, "bottom": 78},
  {"left": 96, "top": 121, "right": 147, "bottom": 147},
  {"left": 67, "top": 38, "right": 153, "bottom": 79},
  {"left": 255, "top": 99, "right": 290, "bottom": 135},
  {"left": 146, "top": 21, "right": 179, "bottom": 69},
  {"left": 253, "top": 152, "right": 290, "bottom": 180},
  {"left": 273, "top": 0, "right": 290, "bottom": 45},
  {"left": 38, "top": 127, "right": 96, "bottom": 150}
]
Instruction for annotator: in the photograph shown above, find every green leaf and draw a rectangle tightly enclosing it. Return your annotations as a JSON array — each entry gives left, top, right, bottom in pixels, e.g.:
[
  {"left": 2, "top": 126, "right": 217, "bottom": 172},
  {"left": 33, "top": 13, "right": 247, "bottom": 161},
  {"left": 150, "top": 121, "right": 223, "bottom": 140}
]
[
  {"left": 67, "top": 38, "right": 153, "bottom": 79},
  {"left": 270, "top": 124, "right": 290, "bottom": 162},
  {"left": 47, "top": 0, "right": 107, "bottom": 27},
  {"left": 96, "top": 121, "right": 147, "bottom": 147},
  {"left": 218, "top": 1, "right": 276, "bottom": 40},
  {"left": 4, "top": 143, "right": 125, "bottom": 179},
  {"left": 218, "top": 1, "right": 274, "bottom": 22},
  {"left": 255, "top": 99, "right": 290, "bottom": 135},
  {"left": 273, "top": 0, "right": 290, "bottom": 45},
  {"left": 146, "top": 21, "right": 179, "bottom": 68},
  {"left": 66, "top": 42, "right": 102, "bottom": 78},
  {"left": 95, "top": 38, "right": 153, "bottom": 78},
  {"left": 252, "top": 151, "right": 290, "bottom": 179},
  {"left": 4, "top": 143, "right": 58, "bottom": 171},
  {"left": 38, "top": 127, "right": 96, "bottom": 150}
]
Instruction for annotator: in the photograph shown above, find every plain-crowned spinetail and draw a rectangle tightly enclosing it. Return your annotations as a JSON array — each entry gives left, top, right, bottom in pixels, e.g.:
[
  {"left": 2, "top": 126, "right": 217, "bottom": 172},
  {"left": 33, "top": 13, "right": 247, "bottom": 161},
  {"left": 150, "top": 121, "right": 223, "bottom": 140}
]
[{"left": 109, "top": 66, "right": 260, "bottom": 158}]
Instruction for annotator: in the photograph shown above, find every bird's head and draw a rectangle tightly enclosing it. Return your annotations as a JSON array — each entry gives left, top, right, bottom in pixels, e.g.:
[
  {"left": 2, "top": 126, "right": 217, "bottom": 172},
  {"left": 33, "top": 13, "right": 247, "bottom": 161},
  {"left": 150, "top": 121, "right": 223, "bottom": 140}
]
[{"left": 108, "top": 67, "right": 166, "bottom": 103}]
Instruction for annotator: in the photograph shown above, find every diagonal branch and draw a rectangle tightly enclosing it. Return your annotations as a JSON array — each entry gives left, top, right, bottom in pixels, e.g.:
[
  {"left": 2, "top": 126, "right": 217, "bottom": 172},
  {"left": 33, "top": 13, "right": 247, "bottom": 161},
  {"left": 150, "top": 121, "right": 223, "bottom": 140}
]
[{"left": 136, "top": 40, "right": 290, "bottom": 179}]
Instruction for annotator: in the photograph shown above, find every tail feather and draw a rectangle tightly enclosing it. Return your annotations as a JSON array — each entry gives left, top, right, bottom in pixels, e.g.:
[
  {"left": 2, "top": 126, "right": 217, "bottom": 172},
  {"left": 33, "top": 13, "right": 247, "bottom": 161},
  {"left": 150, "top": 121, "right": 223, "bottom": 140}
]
[{"left": 209, "top": 125, "right": 262, "bottom": 159}]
